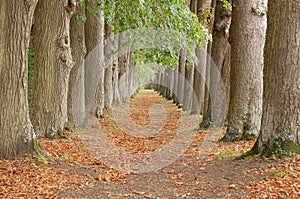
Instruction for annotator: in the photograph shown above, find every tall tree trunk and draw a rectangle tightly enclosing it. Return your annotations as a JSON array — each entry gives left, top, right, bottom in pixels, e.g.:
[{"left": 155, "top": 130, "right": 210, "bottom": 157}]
[
  {"left": 68, "top": 2, "right": 86, "bottom": 128},
  {"left": 118, "top": 32, "right": 130, "bottom": 103},
  {"left": 0, "top": 0, "right": 38, "bottom": 158},
  {"left": 172, "top": 67, "right": 179, "bottom": 104},
  {"left": 166, "top": 68, "right": 174, "bottom": 100},
  {"left": 191, "top": 45, "right": 207, "bottom": 115},
  {"left": 251, "top": 0, "right": 300, "bottom": 156},
  {"left": 104, "top": 24, "right": 113, "bottom": 110},
  {"left": 177, "top": 48, "right": 186, "bottom": 107},
  {"left": 112, "top": 35, "right": 121, "bottom": 104},
  {"left": 31, "top": 0, "right": 76, "bottom": 138},
  {"left": 201, "top": 0, "right": 232, "bottom": 127},
  {"left": 84, "top": 0, "right": 105, "bottom": 118},
  {"left": 183, "top": 64, "right": 195, "bottom": 111},
  {"left": 222, "top": 0, "right": 267, "bottom": 141}
]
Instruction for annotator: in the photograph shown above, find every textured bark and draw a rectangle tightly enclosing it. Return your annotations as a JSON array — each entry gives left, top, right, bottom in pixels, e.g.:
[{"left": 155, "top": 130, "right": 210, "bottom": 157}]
[
  {"left": 172, "top": 67, "right": 179, "bottom": 104},
  {"left": 104, "top": 25, "right": 113, "bottom": 110},
  {"left": 182, "top": 64, "right": 195, "bottom": 111},
  {"left": 0, "top": 0, "right": 38, "bottom": 158},
  {"left": 191, "top": 46, "right": 207, "bottom": 115},
  {"left": 112, "top": 35, "right": 121, "bottom": 104},
  {"left": 159, "top": 72, "right": 165, "bottom": 96},
  {"left": 202, "top": 0, "right": 217, "bottom": 120},
  {"left": 68, "top": 3, "right": 86, "bottom": 128},
  {"left": 31, "top": 0, "right": 76, "bottom": 137},
  {"left": 84, "top": 0, "right": 105, "bottom": 118},
  {"left": 251, "top": 0, "right": 300, "bottom": 155},
  {"left": 223, "top": 0, "right": 267, "bottom": 141},
  {"left": 177, "top": 49, "right": 186, "bottom": 107},
  {"left": 201, "top": 0, "right": 232, "bottom": 127},
  {"left": 118, "top": 33, "right": 130, "bottom": 103},
  {"left": 166, "top": 68, "right": 174, "bottom": 100}
]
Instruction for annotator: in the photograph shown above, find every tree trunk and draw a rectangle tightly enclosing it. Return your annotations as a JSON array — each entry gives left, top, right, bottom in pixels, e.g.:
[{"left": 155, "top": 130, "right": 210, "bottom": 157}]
[
  {"left": 172, "top": 67, "right": 179, "bottom": 104},
  {"left": 112, "top": 35, "right": 121, "bottom": 104},
  {"left": 183, "top": 64, "right": 194, "bottom": 111},
  {"left": 68, "top": 2, "right": 86, "bottom": 128},
  {"left": 222, "top": 0, "right": 267, "bottom": 141},
  {"left": 104, "top": 24, "right": 114, "bottom": 110},
  {"left": 177, "top": 49, "right": 186, "bottom": 107},
  {"left": 251, "top": 0, "right": 300, "bottom": 156},
  {"left": 191, "top": 45, "right": 207, "bottom": 115},
  {"left": 31, "top": 0, "right": 76, "bottom": 138},
  {"left": 84, "top": 0, "right": 105, "bottom": 118},
  {"left": 0, "top": 0, "right": 38, "bottom": 158},
  {"left": 166, "top": 68, "right": 174, "bottom": 100},
  {"left": 201, "top": 0, "right": 232, "bottom": 127}
]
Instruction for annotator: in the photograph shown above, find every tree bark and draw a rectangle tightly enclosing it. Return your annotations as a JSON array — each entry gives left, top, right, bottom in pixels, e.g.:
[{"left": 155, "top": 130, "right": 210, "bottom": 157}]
[
  {"left": 251, "top": 0, "right": 300, "bottom": 156},
  {"left": 172, "top": 67, "right": 179, "bottom": 104},
  {"left": 166, "top": 68, "right": 174, "bottom": 100},
  {"left": 68, "top": 2, "right": 86, "bottom": 128},
  {"left": 201, "top": 0, "right": 232, "bottom": 127},
  {"left": 0, "top": 0, "right": 38, "bottom": 158},
  {"left": 31, "top": 0, "right": 76, "bottom": 138},
  {"left": 112, "top": 35, "right": 121, "bottom": 104},
  {"left": 222, "top": 0, "right": 267, "bottom": 141},
  {"left": 183, "top": 64, "right": 194, "bottom": 111},
  {"left": 104, "top": 24, "right": 114, "bottom": 110},
  {"left": 84, "top": 0, "right": 105, "bottom": 118},
  {"left": 191, "top": 45, "right": 207, "bottom": 115},
  {"left": 177, "top": 49, "right": 186, "bottom": 107}
]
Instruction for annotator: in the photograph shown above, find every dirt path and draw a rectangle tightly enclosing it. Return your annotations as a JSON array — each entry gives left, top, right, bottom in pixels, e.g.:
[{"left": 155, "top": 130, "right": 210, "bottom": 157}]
[{"left": 1, "top": 90, "right": 299, "bottom": 198}]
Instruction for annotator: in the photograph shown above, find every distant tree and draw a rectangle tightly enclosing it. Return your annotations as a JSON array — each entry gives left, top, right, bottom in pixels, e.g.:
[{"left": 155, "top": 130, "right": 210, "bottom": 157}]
[
  {"left": 31, "top": 0, "right": 76, "bottom": 137},
  {"left": 250, "top": 0, "right": 300, "bottom": 156},
  {"left": 0, "top": 0, "right": 38, "bottom": 158},
  {"left": 222, "top": 0, "right": 267, "bottom": 141}
]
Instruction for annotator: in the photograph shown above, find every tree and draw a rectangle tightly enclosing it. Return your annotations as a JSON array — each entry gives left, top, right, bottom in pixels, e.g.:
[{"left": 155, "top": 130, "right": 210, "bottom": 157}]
[
  {"left": 182, "top": 64, "right": 194, "bottom": 111},
  {"left": 222, "top": 0, "right": 267, "bottom": 141},
  {"left": 250, "top": 0, "right": 300, "bottom": 156},
  {"left": 68, "top": 2, "right": 86, "bottom": 128},
  {"left": 0, "top": 0, "right": 38, "bottom": 158},
  {"left": 201, "top": 0, "right": 231, "bottom": 127},
  {"left": 104, "top": 24, "right": 114, "bottom": 110},
  {"left": 84, "top": 0, "right": 105, "bottom": 118},
  {"left": 31, "top": 0, "right": 76, "bottom": 138},
  {"left": 177, "top": 49, "right": 186, "bottom": 107}
]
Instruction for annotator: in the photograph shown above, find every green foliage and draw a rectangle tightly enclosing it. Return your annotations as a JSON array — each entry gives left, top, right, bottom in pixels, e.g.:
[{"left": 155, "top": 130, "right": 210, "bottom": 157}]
[
  {"left": 105, "top": 0, "right": 211, "bottom": 68},
  {"left": 220, "top": 0, "right": 231, "bottom": 11},
  {"left": 266, "top": 136, "right": 299, "bottom": 157}
]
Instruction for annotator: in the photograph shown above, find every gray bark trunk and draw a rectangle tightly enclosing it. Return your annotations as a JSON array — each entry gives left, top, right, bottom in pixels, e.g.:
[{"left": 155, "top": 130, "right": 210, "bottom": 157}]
[
  {"left": 68, "top": 2, "right": 86, "bottom": 128},
  {"left": 177, "top": 49, "right": 186, "bottom": 107},
  {"left": 104, "top": 25, "right": 114, "bottom": 110},
  {"left": 112, "top": 35, "right": 120, "bottom": 104},
  {"left": 251, "top": 0, "right": 300, "bottom": 155},
  {"left": 31, "top": 0, "right": 76, "bottom": 137},
  {"left": 223, "top": 0, "right": 267, "bottom": 141},
  {"left": 84, "top": 0, "right": 105, "bottom": 118},
  {"left": 201, "top": 0, "right": 232, "bottom": 127},
  {"left": 0, "top": 0, "right": 38, "bottom": 158},
  {"left": 183, "top": 64, "right": 195, "bottom": 111},
  {"left": 172, "top": 67, "right": 179, "bottom": 104},
  {"left": 166, "top": 68, "right": 174, "bottom": 100},
  {"left": 191, "top": 45, "right": 207, "bottom": 115}
]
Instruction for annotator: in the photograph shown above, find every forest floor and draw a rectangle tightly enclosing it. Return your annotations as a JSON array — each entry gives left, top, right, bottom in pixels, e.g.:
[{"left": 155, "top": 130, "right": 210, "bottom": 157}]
[{"left": 1, "top": 90, "right": 300, "bottom": 198}]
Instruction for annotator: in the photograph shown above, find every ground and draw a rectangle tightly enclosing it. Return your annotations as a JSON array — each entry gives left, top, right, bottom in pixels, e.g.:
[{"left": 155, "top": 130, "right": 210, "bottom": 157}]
[{"left": 1, "top": 90, "right": 300, "bottom": 198}]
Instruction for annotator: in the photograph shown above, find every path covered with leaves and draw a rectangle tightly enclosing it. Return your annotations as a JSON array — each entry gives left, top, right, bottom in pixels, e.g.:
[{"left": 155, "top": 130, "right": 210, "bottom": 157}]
[{"left": 1, "top": 90, "right": 300, "bottom": 198}]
